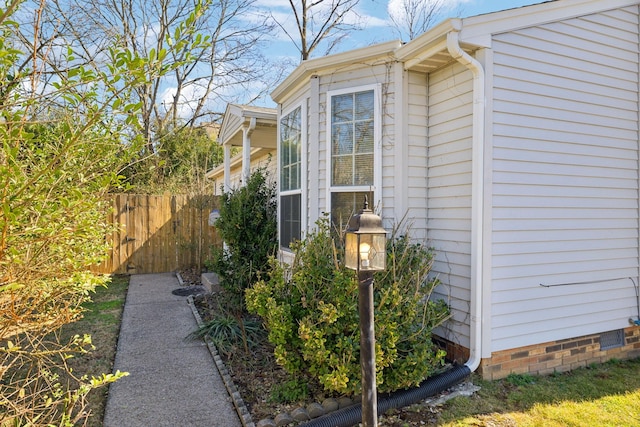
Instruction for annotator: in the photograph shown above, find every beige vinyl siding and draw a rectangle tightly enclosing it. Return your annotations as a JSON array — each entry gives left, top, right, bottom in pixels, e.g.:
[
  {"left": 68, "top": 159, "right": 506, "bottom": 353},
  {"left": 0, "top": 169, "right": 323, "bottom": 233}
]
[
  {"left": 427, "top": 61, "right": 474, "bottom": 348},
  {"left": 315, "top": 89, "right": 328, "bottom": 220},
  {"left": 381, "top": 79, "right": 396, "bottom": 222},
  {"left": 218, "top": 113, "right": 242, "bottom": 144},
  {"left": 490, "top": 7, "right": 640, "bottom": 351},
  {"left": 306, "top": 90, "right": 319, "bottom": 229},
  {"left": 406, "top": 70, "right": 429, "bottom": 239}
]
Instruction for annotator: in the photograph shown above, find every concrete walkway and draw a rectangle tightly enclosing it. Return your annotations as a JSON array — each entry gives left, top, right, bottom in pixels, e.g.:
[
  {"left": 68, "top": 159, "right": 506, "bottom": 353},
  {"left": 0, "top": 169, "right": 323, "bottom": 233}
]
[{"left": 103, "top": 273, "right": 242, "bottom": 427}]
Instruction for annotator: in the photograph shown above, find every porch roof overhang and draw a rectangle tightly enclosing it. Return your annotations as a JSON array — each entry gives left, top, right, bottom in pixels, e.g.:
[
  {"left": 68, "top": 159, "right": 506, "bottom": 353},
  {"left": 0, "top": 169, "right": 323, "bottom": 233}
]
[{"left": 217, "top": 103, "right": 277, "bottom": 148}]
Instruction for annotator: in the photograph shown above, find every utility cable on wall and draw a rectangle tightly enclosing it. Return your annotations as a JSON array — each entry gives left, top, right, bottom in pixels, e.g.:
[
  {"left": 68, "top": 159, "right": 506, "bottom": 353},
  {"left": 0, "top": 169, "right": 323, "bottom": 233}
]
[{"left": 539, "top": 277, "right": 640, "bottom": 326}]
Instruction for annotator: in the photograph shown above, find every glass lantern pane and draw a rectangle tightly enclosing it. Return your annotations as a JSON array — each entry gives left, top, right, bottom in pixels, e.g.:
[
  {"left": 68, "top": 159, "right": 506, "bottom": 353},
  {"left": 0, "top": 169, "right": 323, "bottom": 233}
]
[
  {"left": 371, "top": 234, "right": 386, "bottom": 270},
  {"left": 345, "top": 232, "right": 359, "bottom": 270}
]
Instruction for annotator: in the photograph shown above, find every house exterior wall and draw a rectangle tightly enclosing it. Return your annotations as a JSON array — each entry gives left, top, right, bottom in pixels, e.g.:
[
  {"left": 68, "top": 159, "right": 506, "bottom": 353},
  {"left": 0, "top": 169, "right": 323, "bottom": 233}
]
[
  {"left": 426, "top": 61, "right": 474, "bottom": 350},
  {"left": 489, "top": 6, "right": 640, "bottom": 352}
]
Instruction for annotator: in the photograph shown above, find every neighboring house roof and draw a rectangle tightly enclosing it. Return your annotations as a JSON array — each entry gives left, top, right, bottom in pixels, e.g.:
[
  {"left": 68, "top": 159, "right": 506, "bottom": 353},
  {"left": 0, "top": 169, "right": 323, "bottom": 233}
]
[{"left": 217, "top": 103, "right": 277, "bottom": 148}]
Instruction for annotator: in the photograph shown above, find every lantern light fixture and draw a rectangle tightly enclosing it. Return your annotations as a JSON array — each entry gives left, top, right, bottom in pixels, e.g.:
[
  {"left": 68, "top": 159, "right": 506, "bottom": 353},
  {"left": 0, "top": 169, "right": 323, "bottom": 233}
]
[{"left": 345, "top": 197, "right": 387, "bottom": 272}]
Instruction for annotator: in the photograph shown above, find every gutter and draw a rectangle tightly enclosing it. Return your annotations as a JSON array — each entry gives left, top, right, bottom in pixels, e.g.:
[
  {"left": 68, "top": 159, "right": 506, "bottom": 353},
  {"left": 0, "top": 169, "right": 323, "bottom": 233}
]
[{"left": 299, "top": 19, "right": 488, "bottom": 427}]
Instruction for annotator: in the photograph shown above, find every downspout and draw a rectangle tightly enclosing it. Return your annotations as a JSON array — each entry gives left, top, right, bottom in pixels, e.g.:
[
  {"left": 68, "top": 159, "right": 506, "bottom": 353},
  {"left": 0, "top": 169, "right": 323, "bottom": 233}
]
[
  {"left": 298, "top": 20, "right": 486, "bottom": 427},
  {"left": 446, "top": 20, "right": 486, "bottom": 373}
]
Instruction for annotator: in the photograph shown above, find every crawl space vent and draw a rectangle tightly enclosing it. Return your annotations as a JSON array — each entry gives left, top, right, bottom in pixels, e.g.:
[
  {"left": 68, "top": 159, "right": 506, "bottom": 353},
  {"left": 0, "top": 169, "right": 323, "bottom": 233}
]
[{"left": 599, "top": 329, "right": 625, "bottom": 351}]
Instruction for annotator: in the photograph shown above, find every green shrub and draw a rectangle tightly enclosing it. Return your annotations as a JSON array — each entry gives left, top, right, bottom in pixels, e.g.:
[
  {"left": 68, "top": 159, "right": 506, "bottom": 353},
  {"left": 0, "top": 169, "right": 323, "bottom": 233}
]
[
  {"left": 207, "top": 167, "right": 278, "bottom": 312},
  {"left": 245, "top": 217, "right": 450, "bottom": 395}
]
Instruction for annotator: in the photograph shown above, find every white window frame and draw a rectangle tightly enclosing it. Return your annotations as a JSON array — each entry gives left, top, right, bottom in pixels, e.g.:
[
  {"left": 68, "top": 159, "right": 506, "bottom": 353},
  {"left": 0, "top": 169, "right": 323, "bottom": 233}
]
[
  {"left": 278, "top": 103, "right": 307, "bottom": 252},
  {"left": 325, "top": 84, "right": 382, "bottom": 215}
]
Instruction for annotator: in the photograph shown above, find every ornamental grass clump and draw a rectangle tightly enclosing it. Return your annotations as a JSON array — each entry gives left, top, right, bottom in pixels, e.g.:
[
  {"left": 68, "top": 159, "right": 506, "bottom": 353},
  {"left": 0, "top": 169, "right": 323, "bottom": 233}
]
[{"left": 245, "top": 218, "right": 450, "bottom": 395}]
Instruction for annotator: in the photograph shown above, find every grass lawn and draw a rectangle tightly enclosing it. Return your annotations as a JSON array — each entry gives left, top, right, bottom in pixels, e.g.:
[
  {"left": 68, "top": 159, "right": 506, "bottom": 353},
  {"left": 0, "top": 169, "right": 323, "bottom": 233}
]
[
  {"left": 60, "top": 274, "right": 129, "bottom": 427},
  {"left": 435, "top": 358, "right": 640, "bottom": 426}
]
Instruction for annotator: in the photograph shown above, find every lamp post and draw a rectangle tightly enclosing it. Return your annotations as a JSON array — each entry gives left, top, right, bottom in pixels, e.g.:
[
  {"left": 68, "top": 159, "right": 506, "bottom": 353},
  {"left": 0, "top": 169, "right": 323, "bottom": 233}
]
[{"left": 345, "top": 197, "right": 387, "bottom": 427}]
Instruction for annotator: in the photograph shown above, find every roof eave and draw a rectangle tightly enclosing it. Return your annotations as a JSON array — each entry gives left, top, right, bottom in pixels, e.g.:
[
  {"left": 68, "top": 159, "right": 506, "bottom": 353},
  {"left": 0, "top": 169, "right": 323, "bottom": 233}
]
[{"left": 271, "top": 40, "right": 403, "bottom": 104}]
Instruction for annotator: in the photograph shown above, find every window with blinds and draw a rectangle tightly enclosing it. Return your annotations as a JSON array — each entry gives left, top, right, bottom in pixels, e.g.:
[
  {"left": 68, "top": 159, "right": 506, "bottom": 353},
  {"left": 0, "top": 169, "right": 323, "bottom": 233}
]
[
  {"left": 328, "top": 88, "right": 377, "bottom": 229},
  {"left": 331, "top": 90, "right": 374, "bottom": 187}
]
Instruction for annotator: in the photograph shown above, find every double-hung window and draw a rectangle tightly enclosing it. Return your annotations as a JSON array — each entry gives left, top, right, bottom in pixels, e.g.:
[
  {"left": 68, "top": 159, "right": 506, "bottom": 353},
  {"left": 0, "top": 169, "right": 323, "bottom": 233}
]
[
  {"left": 327, "top": 86, "right": 380, "bottom": 229},
  {"left": 279, "top": 106, "right": 303, "bottom": 250}
]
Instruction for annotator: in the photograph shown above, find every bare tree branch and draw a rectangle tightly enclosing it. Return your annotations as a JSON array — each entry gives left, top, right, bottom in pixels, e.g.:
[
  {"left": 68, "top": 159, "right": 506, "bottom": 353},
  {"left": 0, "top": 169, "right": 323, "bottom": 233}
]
[
  {"left": 276, "top": 0, "right": 363, "bottom": 61},
  {"left": 388, "top": 0, "right": 450, "bottom": 40}
]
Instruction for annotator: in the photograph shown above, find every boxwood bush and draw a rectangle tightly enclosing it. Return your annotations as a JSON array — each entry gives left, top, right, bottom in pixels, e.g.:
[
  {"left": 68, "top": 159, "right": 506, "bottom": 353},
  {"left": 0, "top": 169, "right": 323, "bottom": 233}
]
[{"left": 245, "top": 218, "right": 450, "bottom": 395}]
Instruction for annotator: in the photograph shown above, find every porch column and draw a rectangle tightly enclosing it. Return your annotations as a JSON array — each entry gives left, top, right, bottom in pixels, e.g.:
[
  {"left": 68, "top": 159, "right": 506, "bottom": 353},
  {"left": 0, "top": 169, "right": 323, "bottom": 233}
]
[
  {"left": 223, "top": 143, "right": 231, "bottom": 193},
  {"left": 241, "top": 117, "right": 256, "bottom": 186}
]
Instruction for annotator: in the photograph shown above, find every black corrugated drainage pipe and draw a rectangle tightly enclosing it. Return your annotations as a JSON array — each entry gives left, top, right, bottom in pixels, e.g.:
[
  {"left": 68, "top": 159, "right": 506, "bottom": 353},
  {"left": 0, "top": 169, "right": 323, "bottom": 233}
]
[{"left": 298, "top": 364, "right": 471, "bottom": 427}]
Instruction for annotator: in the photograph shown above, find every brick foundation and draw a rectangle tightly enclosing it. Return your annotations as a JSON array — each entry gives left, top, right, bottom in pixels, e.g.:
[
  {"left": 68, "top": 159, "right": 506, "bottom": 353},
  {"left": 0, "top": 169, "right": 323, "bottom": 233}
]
[{"left": 435, "top": 326, "right": 640, "bottom": 380}]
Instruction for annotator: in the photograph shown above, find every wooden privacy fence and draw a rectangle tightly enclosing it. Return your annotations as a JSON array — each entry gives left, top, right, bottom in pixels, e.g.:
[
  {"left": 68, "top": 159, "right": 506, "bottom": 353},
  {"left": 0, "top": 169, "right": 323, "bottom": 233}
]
[{"left": 93, "top": 193, "right": 221, "bottom": 275}]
